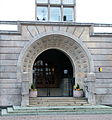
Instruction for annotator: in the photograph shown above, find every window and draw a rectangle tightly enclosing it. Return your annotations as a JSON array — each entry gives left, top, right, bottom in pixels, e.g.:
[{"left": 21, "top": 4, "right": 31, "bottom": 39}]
[
  {"left": 50, "top": 7, "right": 61, "bottom": 21},
  {"left": 63, "top": 8, "right": 73, "bottom": 21},
  {"left": 37, "top": 7, "right": 48, "bottom": 21},
  {"left": 50, "top": 0, "right": 61, "bottom": 4},
  {"left": 37, "top": 0, "right": 48, "bottom": 3},
  {"left": 36, "top": 0, "right": 75, "bottom": 21},
  {"left": 63, "top": 0, "right": 74, "bottom": 4}
]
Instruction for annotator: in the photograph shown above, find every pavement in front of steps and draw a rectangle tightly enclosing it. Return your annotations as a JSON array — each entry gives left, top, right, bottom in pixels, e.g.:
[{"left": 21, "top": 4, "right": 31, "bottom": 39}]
[{"left": 0, "top": 114, "right": 112, "bottom": 120}]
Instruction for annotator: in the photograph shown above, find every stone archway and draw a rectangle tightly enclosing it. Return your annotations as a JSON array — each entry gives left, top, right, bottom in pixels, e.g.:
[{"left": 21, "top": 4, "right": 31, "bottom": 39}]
[{"left": 17, "top": 31, "right": 95, "bottom": 106}]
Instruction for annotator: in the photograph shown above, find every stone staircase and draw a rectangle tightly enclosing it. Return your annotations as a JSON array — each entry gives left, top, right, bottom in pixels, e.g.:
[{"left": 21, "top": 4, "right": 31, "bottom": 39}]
[
  {"left": 1, "top": 97, "right": 112, "bottom": 116},
  {"left": 29, "top": 97, "right": 89, "bottom": 106},
  {"left": 1, "top": 105, "right": 112, "bottom": 116}
]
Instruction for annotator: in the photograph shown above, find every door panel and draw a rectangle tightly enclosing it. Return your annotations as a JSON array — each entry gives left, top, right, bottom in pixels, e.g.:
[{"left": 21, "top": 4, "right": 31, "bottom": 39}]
[{"left": 33, "top": 60, "right": 57, "bottom": 88}]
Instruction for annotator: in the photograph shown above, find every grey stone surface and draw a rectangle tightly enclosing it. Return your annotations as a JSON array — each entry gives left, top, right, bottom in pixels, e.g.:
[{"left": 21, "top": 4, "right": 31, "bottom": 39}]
[
  {"left": 0, "top": 88, "right": 20, "bottom": 95},
  {"left": 0, "top": 95, "right": 21, "bottom": 106},
  {"left": 93, "top": 54, "right": 112, "bottom": 60},
  {"left": 96, "top": 79, "right": 112, "bottom": 83},
  {"left": 0, "top": 66, "right": 17, "bottom": 72},
  {"left": 1, "top": 114, "right": 112, "bottom": 120},
  {"left": 89, "top": 49, "right": 112, "bottom": 54},
  {"left": 0, "top": 48, "right": 22, "bottom": 53},
  {"left": 0, "top": 83, "right": 21, "bottom": 88},
  {"left": 94, "top": 61, "right": 112, "bottom": 67},
  {"left": 85, "top": 42, "right": 112, "bottom": 48},
  {"left": 0, "top": 60, "right": 17, "bottom": 65},
  {"left": 1, "top": 21, "right": 112, "bottom": 106},
  {"left": 0, "top": 41, "right": 26, "bottom": 47},
  {"left": 0, "top": 54, "right": 19, "bottom": 60},
  {"left": 95, "top": 73, "right": 112, "bottom": 79},
  {"left": 0, "top": 73, "right": 17, "bottom": 79},
  {"left": 0, "top": 35, "right": 21, "bottom": 40},
  {"left": 21, "top": 72, "right": 29, "bottom": 106}
]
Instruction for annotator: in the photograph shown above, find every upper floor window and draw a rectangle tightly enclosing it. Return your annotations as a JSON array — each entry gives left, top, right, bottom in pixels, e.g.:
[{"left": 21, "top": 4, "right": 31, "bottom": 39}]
[
  {"left": 63, "top": 8, "right": 73, "bottom": 21},
  {"left": 36, "top": 0, "right": 75, "bottom": 21},
  {"left": 37, "top": 6, "right": 48, "bottom": 21},
  {"left": 50, "top": 7, "right": 61, "bottom": 21}
]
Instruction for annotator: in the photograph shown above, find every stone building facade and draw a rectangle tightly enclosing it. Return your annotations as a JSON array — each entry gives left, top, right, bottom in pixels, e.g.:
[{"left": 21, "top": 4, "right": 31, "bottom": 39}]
[{"left": 0, "top": 21, "right": 112, "bottom": 106}]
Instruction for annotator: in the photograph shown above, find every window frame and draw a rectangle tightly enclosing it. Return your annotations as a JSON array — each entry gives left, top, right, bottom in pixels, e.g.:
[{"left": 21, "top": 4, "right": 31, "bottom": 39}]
[
  {"left": 37, "top": 6, "right": 48, "bottom": 21},
  {"left": 63, "top": 7, "right": 74, "bottom": 21},
  {"left": 35, "top": 0, "right": 76, "bottom": 21}
]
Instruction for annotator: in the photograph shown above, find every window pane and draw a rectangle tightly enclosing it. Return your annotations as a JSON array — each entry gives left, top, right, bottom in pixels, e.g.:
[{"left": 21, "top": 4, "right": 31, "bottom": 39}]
[
  {"left": 37, "top": 0, "right": 48, "bottom": 3},
  {"left": 50, "top": 7, "right": 61, "bottom": 21},
  {"left": 63, "top": 8, "right": 73, "bottom": 21},
  {"left": 37, "top": 7, "right": 48, "bottom": 21},
  {"left": 63, "top": 0, "right": 74, "bottom": 4},
  {"left": 50, "top": 0, "right": 61, "bottom": 4}
]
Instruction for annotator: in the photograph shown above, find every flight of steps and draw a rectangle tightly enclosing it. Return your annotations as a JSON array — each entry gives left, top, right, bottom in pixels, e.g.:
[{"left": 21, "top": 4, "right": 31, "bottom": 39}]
[
  {"left": 1, "top": 97, "right": 112, "bottom": 116},
  {"left": 29, "top": 97, "right": 89, "bottom": 106},
  {"left": 1, "top": 105, "right": 112, "bottom": 116}
]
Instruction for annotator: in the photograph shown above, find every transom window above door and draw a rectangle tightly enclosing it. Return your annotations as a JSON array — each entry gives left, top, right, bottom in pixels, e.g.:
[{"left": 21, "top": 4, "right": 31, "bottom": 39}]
[{"left": 36, "top": 0, "right": 75, "bottom": 21}]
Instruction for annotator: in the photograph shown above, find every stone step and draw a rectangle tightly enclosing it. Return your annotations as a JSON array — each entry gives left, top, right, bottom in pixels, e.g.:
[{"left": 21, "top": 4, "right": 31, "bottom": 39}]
[
  {"left": 29, "top": 97, "right": 87, "bottom": 100},
  {"left": 1, "top": 105, "right": 112, "bottom": 116},
  {"left": 30, "top": 99, "right": 87, "bottom": 102},
  {"left": 29, "top": 102, "right": 88, "bottom": 104},
  {"left": 29, "top": 103, "right": 88, "bottom": 106},
  {"left": 29, "top": 101, "right": 88, "bottom": 104},
  {"left": 29, "top": 97, "right": 88, "bottom": 106}
]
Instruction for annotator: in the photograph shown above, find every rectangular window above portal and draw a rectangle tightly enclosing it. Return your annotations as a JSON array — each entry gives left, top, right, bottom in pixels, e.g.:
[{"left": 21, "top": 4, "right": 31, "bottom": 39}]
[{"left": 36, "top": 0, "right": 75, "bottom": 21}]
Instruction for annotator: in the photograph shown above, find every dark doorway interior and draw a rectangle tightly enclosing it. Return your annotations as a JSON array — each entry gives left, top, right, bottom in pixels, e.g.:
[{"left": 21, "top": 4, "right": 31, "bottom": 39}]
[{"left": 33, "top": 49, "right": 74, "bottom": 96}]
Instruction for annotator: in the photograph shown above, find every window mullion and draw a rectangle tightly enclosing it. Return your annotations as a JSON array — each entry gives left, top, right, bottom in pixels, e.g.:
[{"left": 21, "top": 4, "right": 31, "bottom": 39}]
[
  {"left": 48, "top": 4, "right": 50, "bottom": 21},
  {"left": 61, "top": 5, "right": 63, "bottom": 21},
  {"left": 73, "top": 6, "right": 76, "bottom": 21}
]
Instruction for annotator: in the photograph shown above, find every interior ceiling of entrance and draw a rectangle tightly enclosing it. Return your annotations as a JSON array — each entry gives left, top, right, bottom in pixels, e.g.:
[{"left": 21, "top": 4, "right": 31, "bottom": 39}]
[{"left": 34, "top": 49, "right": 73, "bottom": 78}]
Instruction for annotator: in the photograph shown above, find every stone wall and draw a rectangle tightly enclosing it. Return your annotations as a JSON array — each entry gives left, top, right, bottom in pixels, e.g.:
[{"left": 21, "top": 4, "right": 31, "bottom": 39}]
[
  {"left": 0, "top": 21, "right": 112, "bottom": 106},
  {"left": 88, "top": 36, "right": 112, "bottom": 104}
]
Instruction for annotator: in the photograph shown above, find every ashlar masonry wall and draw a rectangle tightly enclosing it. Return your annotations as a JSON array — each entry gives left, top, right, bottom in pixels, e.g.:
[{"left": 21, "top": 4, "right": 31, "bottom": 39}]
[{"left": 0, "top": 21, "right": 112, "bottom": 106}]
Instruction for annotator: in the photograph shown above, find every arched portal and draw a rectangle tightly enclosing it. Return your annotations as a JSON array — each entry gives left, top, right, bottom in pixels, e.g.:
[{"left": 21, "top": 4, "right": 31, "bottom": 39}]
[
  {"left": 33, "top": 49, "right": 73, "bottom": 97},
  {"left": 17, "top": 31, "right": 95, "bottom": 106}
]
